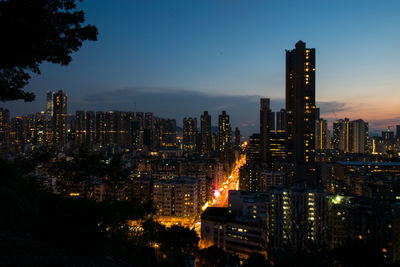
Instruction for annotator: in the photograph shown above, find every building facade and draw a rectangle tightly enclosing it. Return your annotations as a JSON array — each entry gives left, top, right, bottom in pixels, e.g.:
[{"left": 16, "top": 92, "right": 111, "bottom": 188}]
[{"left": 285, "top": 41, "right": 316, "bottom": 183}]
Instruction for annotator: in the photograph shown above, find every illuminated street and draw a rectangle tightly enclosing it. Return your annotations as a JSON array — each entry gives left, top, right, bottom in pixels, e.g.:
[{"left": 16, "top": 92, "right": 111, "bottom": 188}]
[
  {"left": 202, "top": 142, "right": 247, "bottom": 210},
  {"left": 213, "top": 154, "right": 246, "bottom": 207},
  {"left": 151, "top": 149, "right": 247, "bottom": 234}
]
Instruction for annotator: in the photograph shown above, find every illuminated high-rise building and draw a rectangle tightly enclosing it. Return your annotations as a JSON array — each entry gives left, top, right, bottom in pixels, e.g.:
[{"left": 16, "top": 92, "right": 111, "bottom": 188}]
[
  {"left": 144, "top": 112, "right": 154, "bottom": 147},
  {"left": 218, "top": 110, "right": 234, "bottom": 170},
  {"left": 135, "top": 112, "right": 144, "bottom": 128},
  {"left": 0, "top": 108, "right": 10, "bottom": 144},
  {"left": 235, "top": 127, "right": 241, "bottom": 146},
  {"left": 333, "top": 118, "right": 350, "bottom": 152},
  {"left": 45, "top": 119, "right": 54, "bottom": 146},
  {"left": 25, "top": 114, "right": 36, "bottom": 144},
  {"left": 9, "top": 117, "right": 24, "bottom": 144},
  {"left": 160, "top": 118, "right": 177, "bottom": 148},
  {"left": 260, "top": 98, "right": 272, "bottom": 163},
  {"left": 211, "top": 132, "right": 218, "bottom": 151},
  {"left": 315, "top": 119, "right": 331, "bottom": 151},
  {"left": 46, "top": 91, "right": 54, "bottom": 117},
  {"left": 75, "top": 110, "right": 86, "bottom": 145},
  {"left": 96, "top": 111, "right": 105, "bottom": 146},
  {"left": 183, "top": 117, "right": 197, "bottom": 151},
  {"left": 276, "top": 109, "right": 286, "bottom": 133},
  {"left": 239, "top": 164, "right": 264, "bottom": 192},
  {"left": 126, "top": 112, "right": 135, "bottom": 146},
  {"left": 105, "top": 111, "right": 117, "bottom": 144},
  {"left": 52, "top": 90, "right": 67, "bottom": 146},
  {"left": 131, "top": 113, "right": 142, "bottom": 148},
  {"left": 117, "top": 112, "right": 132, "bottom": 146},
  {"left": 268, "top": 132, "right": 286, "bottom": 162},
  {"left": 153, "top": 176, "right": 201, "bottom": 219},
  {"left": 247, "top": 133, "right": 261, "bottom": 163},
  {"left": 269, "top": 112, "right": 276, "bottom": 133},
  {"left": 200, "top": 111, "right": 212, "bottom": 156},
  {"left": 69, "top": 116, "right": 77, "bottom": 142},
  {"left": 218, "top": 110, "right": 232, "bottom": 152},
  {"left": 34, "top": 112, "right": 47, "bottom": 145},
  {"left": 285, "top": 41, "right": 316, "bottom": 183},
  {"left": 145, "top": 112, "right": 154, "bottom": 130},
  {"left": 86, "top": 111, "right": 95, "bottom": 146},
  {"left": 350, "top": 119, "right": 368, "bottom": 154},
  {"left": 269, "top": 187, "right": 327, "bottom": 249},
  {"left": 135, "top": 112, "right": 145, "bottom": 146}
]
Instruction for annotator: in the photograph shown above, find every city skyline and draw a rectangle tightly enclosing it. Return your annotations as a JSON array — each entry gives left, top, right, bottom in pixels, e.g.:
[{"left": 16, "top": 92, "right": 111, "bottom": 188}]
[
  {"left": 1, "top": 1, "right": 400, "bottom": 136},
  {"left": 2, "top": 85, "right": 397, "bottom": 138},
  {"left": 3, "top": 1, "right": 400, "bottom": 265}
]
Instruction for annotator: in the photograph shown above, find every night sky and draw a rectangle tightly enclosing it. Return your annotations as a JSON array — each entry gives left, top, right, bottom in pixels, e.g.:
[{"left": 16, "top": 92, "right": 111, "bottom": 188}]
[{"left": 3, "top": 0, "right": 400, "bottom": 136}]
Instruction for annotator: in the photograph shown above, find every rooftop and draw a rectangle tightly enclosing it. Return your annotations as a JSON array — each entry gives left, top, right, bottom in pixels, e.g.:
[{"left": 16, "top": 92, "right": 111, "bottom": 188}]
[
  {"left": 201, "top": 207, "right": 229, "bottom": 222},
  {"left": 336, "top": 161, "right": 400, "bottom": 167}
]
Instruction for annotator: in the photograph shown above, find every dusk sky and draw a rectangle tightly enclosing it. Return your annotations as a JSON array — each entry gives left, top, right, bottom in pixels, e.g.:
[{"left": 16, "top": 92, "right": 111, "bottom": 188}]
[{"left": 3, "top": 0, "right": 400, "bottom": 136}]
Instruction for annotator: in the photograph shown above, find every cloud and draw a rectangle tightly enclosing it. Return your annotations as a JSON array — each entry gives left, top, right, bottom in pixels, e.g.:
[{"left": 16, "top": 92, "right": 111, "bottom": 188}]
[{"left": 317, "top": 101, "right": 349, "bottom": 115}]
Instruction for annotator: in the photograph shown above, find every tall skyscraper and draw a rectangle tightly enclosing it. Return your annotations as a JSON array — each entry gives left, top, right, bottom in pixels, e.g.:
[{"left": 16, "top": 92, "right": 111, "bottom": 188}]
[
  {"left": 269, "top": 187, "right": 327, "bottom": 249},
  {"left": 268, "top": 132, "right": 286, "bottom": 162},
  {"left": 183, "top": 117, "right": 197, "bottom": 151},
  {"left": 218, "top": 110, "right": 232, "bottom": 152},
  {"left": 46, "top": 91, "right": 54, "bottom": 117},
  {"left": 25, "top": 114, "right": 36, "bottom": 144},
  {"left": 333, "top": 118, "right": 350, "bottom": 152},
  {"left": 396, "top": 125, "right": 400, "bottom": 139},
  {"left": 126, "top": 112, "right": 135, "bottom": 146},
  {"left": 117, "top": 112, "right": 132, "bottom": 146},
  {"left": 75, "top": 110, "right": 86, "bottom": 145},
  {"left": 285, "top": 41, "right": 316, "bottom": 183},
  {"left": 247, "top": 133, "right": 261, "bottom": 163},
  {"left": 86, "top": 111, "right": 95, "bottom": 146},
  {"left": 144, "top": 112, "right": 154, "bottom": 147},
  {"left": 276, "top": 109, "right": 286, "bottom": 133},
  {"left": 200, "top": 111, "right": 212, "bottom": 156},
  {"left": 53, "top": 90, "right": 67, "bottom": 146},
  {"left": 315, "top": 119, "right": 331, "bottom": 151},
  {"left": 9, "top": 117, "right": 24, "bottom": 144},
  {"left": 160, "top": 118, "right": 177, "bottom": 148},
  {"left": 350, "top": 119, "right": 368, "bottom": 154},
  {"left": 260, "top": 98, "right": 272, "bottom": 164},
  {"left": 105, "top": 111, "right": 117, "bottom": 144},
  {"left": 135, "top": 112, "right": 145, "bottom": 146},
  {"left": 235, "top": 127, "right": 241, "bottom": 146},
  {"left": 34, "top": 112, "right": 46, "bottom": 145},
  {"left": 96, "top": 111, "right": 105, "bottom": 146},
  {"left": 239, "top": 164, "right": 264, "bottom": 192},
  {"left": 269, "top": 112, "right": 276, "bottom": 133}
]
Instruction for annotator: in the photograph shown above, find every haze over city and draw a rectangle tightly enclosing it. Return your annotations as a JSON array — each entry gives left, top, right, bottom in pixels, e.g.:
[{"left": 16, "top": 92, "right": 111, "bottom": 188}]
[{"left": 3, "top": 0, "right": 400, "bottom": 136}]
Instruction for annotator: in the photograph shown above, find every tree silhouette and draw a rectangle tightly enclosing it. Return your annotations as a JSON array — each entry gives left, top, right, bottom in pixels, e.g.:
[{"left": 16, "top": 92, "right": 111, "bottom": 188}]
[
  {"left": 0, "top": 0, "right": 97, "bottom": 102},
  {"left": 104, "top": 153, "right": 128, "bottom": 200},
  {"left": 198, "top": 245, "right": 228, "bottom": 267},
  {"left": 242, "top": 252, "right": 271, "bottom": 267}
]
